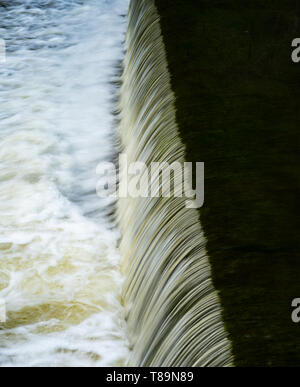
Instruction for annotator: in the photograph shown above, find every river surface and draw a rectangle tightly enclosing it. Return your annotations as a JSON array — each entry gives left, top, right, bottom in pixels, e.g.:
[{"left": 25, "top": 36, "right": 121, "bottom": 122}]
[{"left": 0, "top": 0, "right": 129, "bottom": 367}]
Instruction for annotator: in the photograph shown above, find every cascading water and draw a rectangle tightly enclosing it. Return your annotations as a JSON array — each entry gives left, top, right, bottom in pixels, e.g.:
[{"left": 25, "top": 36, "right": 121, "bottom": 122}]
[
  {"left": 0, "top": 0, "right": 130, "bottom": 367},
  {"left": 118, "top": 0, "right": 233, "bottom": 366},
  {"left": 1, "top": 0, "right": 232, "bottom": 368}
]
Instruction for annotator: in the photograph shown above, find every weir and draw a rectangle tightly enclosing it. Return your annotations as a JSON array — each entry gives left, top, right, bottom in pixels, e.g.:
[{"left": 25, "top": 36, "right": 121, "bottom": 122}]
[{"left": 118, "top": 0, "right": 233, "bottom": 366}]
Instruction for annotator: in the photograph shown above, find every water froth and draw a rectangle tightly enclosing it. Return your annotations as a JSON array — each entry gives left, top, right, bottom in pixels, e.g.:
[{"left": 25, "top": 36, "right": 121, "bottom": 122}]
[{"left": 0, "top": 0, "right": 129, "bottom": 366}]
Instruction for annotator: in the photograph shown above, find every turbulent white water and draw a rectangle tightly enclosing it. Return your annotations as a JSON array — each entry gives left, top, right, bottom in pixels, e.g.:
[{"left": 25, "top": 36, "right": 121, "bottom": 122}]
[{"left": 0, "top": 0, "right": 129, "bottom": 366}]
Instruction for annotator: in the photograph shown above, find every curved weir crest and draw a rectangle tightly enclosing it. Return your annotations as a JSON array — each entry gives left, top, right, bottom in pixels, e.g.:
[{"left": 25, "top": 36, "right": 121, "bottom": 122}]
[{"left": 118, "top": 0, "right": 233, "bottom": 367}]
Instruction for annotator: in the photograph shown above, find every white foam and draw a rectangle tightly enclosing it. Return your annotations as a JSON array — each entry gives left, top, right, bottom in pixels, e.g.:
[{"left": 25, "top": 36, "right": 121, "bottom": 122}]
[{"left": 0, "top": 0, "right": 129, "bottom": 367}]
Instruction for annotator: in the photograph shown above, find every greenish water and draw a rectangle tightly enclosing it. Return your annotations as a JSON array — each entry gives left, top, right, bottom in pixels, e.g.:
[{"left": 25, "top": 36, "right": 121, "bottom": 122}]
[{"left": 156, "top": 0, "right": 300, "bottom": 367}]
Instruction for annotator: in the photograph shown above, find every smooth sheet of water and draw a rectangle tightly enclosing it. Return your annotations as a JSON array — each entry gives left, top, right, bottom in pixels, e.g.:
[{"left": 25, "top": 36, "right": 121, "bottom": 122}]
[{"left": 0, "top": 0, "right": 129, "bottom": 367}]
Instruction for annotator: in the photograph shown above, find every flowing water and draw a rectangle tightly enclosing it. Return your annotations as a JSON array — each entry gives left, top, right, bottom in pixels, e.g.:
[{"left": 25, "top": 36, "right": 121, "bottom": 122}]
[
  {"left": 118, "top": 0, "right": 232, "bottom": 366},
  {"left": 0, "top": 0, "right": 232, "bottom": 368},
  {"left": 0, "top": 0, "right": 130, "bottom": 366}
]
